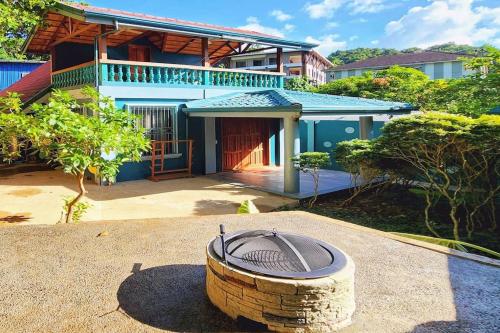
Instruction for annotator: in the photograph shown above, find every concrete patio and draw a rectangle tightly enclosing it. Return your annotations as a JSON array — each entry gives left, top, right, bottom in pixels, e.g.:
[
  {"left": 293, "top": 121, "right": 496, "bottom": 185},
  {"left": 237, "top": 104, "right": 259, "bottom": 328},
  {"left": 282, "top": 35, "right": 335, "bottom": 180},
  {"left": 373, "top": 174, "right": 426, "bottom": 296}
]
[
  {"left": 0, "top": 170, "right": 295, "bottom": 225},
  {"left": 0, "top": 211, "right": 498, "bottom": 333},
  {"left": 212, "top": 167, "right": 356, "bottom": 199}
]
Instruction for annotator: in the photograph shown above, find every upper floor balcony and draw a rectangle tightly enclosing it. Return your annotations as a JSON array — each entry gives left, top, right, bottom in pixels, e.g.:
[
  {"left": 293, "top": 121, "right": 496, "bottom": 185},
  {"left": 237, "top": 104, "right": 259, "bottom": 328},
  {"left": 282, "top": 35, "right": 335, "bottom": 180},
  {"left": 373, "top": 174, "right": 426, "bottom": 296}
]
[
  {"left": 23, "top": 2, "right": 316, "bottom": 94},
  {"left": 51, "top": 59, "right": 285, "bottom": 90}
]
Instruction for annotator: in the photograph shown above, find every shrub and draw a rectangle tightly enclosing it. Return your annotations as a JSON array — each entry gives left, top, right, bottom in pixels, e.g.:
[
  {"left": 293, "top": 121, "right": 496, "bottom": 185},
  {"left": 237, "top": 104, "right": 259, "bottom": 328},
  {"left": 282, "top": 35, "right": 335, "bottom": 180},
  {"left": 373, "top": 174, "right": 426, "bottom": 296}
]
[
  {"left": 335, "top": 112, "right": 500, "bottom": 241},
  {"left": 292, "top": 152, "right": 330, "bottom": 207},
  {"left": 285, "top": 76, "right": 314, "bottom": 92}
]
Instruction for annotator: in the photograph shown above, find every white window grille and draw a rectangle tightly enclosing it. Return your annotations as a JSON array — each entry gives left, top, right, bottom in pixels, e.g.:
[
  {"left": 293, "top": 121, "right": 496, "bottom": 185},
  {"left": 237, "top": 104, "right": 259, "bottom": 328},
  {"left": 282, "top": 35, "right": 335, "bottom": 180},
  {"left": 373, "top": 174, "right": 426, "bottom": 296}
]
[
  {"left": 127, "top": 105, "right": 178, "bottom": 157},
  {"left": 73, "top": 106, "right": 93, "bottom": 117}
]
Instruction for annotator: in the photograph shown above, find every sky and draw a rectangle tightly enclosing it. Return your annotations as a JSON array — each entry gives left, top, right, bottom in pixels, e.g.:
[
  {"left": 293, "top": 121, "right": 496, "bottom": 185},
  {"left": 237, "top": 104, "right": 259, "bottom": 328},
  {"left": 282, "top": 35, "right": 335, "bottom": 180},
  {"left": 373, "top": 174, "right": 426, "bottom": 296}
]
[{"left": 88, "top": 0, "right": 500, "bottom": 56}]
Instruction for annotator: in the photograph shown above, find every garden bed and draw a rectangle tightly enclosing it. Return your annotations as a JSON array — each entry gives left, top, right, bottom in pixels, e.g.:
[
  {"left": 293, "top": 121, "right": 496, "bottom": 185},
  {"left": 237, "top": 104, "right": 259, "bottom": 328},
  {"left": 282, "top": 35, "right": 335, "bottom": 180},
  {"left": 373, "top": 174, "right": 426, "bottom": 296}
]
[{"left": 292, "top": 186, "right": 500, "bottom": 257}]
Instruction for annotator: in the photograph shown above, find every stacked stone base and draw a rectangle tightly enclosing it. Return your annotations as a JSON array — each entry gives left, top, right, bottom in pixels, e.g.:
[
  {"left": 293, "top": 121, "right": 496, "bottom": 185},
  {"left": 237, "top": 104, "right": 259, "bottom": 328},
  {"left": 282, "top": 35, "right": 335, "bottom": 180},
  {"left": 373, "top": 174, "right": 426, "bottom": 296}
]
[{"left": 206, "top": 243, "right": 355, "bottom": 332}]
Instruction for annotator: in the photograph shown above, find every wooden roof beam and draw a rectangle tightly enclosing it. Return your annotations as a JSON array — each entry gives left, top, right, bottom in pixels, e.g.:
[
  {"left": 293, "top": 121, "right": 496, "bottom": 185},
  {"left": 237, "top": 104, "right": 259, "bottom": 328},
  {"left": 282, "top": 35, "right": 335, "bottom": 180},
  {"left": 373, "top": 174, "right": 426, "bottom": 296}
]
[
  {"left": 50, "top": 23, "right": 97, "bottom": 47},
  {"left": 210, "top": 45, "right": 274, "bottom": 61},
  {"left": 161, "top": 33, "right": 168, "bottom": 52},
  {"left": 115, "top": 31, "right": 150, "bottom": 48},
  {"left": 209, "top": 41, "right": 230, "bottom": 57},
  {"left": 175, "top": 38, "right": 196, "bottom": 54}
]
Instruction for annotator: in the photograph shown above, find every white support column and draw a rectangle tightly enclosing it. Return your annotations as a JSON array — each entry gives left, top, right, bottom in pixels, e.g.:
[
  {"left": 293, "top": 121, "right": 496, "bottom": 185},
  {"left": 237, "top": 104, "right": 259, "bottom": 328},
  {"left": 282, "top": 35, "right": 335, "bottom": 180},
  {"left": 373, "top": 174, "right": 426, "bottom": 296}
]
[
  {"left": 359, "top": 116, "right": 374, "bottom": 140},
  {"left": 284, "top": 117, "right": 300, "bottom": 194},
  {"left": 278, "top": 118, "right": 284, "bottom": 166}
]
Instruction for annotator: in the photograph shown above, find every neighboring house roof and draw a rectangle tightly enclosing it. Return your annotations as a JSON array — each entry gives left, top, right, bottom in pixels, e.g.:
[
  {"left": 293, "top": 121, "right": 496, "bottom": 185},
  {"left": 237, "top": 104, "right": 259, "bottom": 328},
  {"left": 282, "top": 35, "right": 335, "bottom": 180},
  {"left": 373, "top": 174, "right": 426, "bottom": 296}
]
[
  {"left": 0, "top": 62, "right": 51, "bottom": 103},
  {"left": 331, "top": 51, "right": 474, "bottom": 71},
  {"left": 230, "top": 49, "right": 333, "bottom": 68},
  {"left": 184, "top": 89, "right": 413, "bottom": 114}
]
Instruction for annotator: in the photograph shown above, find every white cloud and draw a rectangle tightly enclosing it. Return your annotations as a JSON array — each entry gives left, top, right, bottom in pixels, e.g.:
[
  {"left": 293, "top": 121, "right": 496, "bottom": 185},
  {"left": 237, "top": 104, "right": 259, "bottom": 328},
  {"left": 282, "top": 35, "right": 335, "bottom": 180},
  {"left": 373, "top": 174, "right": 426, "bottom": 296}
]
[
  {"left": 348, "top": 0, "right": 386, "bottom": 14},
  {"left": 305, "top": 34, "right": 347, "bottom": 56},
  {"left": 325, "top": 21, "right": 339, "bottom": 29},
  {"left": 238, "top": 17, "right": 285, "bottom": 38},
  {"left": 371, "top": 39, "right": 379, "bottom": 45},
  {"left": 270, "top": 9, "right": 293, "bottom": 22},
  {"left": 305, "top": 0, "right": 343, "bottom": 19},
  {"left": 305, "top": 0, "right": 389, "bottom": 18},
  {"left": 383, "top": 0, "right": 500, "bottom": 48},
  {"left": 284, "top": 24, "right": 295, "bottom": 32},
  {"left": 349, "top": 35, "right": 359, "bottom": 41},
  {"left": 351, "top": 18, "right": 368, "bottom": 23}
]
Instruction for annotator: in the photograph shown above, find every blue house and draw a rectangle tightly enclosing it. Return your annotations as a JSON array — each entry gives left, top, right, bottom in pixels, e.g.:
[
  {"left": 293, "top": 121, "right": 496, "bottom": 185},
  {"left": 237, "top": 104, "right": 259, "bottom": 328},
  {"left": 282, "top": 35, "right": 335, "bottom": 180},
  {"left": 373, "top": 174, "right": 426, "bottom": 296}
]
[
  {"left": 0, "top": 60, "right": 44, "bottom": 91},
  {"left": 18, "top": 2, "right": 413, "bottom": 195}
]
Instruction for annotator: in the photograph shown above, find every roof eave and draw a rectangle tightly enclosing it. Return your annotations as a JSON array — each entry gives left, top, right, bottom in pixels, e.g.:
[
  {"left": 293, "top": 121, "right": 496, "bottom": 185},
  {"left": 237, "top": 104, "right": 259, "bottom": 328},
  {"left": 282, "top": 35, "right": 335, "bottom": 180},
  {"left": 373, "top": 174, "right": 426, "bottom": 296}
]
[
  {"left": 302, "top": 106, "right": 414, "bottom": 113},
  {"left": 80, "top": 7, "right": 315, "bottom": 50},
  {"left": 184, "top": 106, "right": 301, "bottom": 113}
]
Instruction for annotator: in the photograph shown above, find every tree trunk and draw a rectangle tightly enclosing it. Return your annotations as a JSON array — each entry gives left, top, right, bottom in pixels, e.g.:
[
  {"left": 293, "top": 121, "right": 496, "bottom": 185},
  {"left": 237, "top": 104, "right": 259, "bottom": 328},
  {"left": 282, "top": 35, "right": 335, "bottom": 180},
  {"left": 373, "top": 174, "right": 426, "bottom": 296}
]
[
  {"left": 308, "top": 172, "right": 320, "bottom": 208},
  {"left": 65, "top": 172, "right": 87, "bottom": 223}
]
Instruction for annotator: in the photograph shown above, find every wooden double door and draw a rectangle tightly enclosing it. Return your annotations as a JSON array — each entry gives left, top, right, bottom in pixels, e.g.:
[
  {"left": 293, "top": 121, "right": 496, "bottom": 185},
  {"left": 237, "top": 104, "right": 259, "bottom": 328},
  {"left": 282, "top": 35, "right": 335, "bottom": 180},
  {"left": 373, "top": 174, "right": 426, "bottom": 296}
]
[{"left": 221, "top": 118, "right": 270, "bottom": 171}]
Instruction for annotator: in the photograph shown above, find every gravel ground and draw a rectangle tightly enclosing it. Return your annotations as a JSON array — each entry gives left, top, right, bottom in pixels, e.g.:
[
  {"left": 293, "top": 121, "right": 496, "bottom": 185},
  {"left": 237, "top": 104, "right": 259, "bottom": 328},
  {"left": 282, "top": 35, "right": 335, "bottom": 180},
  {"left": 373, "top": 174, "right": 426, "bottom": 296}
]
[{"left": 0, "top": 211, "right": 498, "bottom": 333}]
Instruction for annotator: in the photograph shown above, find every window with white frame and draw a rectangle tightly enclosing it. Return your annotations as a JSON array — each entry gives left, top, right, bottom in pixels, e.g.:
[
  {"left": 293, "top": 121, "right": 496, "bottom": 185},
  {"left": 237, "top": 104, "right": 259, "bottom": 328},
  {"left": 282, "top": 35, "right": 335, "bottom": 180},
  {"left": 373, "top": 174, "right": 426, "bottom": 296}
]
[
  {"left": 235, "top": 61, "right": 246, "bottom": 68},
  {"left": 127, "top": 105, "right": 178, "bottom": 156}
]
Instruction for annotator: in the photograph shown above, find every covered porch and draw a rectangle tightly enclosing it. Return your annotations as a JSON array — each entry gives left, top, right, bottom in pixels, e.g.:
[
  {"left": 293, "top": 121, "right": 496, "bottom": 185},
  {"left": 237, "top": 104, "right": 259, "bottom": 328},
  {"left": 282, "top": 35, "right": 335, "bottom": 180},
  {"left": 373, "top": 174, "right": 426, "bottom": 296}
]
[
  {"left": 212, "top": 167, "right": 356, "bottom": 199},
  {"left": 183, "top": 89, "right": 414, "bottom": 196}
]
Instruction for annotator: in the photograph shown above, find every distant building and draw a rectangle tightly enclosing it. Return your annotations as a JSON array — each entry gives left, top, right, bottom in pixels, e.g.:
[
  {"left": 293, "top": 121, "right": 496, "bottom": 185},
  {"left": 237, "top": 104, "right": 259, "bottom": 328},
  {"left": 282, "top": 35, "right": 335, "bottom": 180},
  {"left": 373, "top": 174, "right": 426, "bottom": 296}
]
[
  {"left": 327, "top": 51, "right": 475, "bottom": 81},
  {"left": 229, "top": 49, "right": 333, "bottom": 85},
  {"left": 0, "top": 60, "right": 45, "bottom": 91}
]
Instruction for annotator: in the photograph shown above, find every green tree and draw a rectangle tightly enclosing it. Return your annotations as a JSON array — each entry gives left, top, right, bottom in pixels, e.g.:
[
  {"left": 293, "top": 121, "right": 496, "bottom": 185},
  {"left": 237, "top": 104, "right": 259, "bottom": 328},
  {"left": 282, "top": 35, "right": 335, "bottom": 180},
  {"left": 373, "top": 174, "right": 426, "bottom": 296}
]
[
  {"left": 419, "top": 46, "right": 499, "bottom": 116},
  {"left": 317, "top": 66, "right": 429, "bottom": 106},
  {"left": 284, "top": 76, "right": 314, "bottom": 92},
  {"left": 0, "top": 87, "right": 150, "bottom": 223},
  {"left": 0, "top": 0, "right": 58, "bottom": 59},
  {"left": 0, "top": 92, "right": 34, "bottom": 161},
  {"left": 292, "top": 152, "right": 330, "bottom": 207},
  {"left": 335, "top": 112, "right": 500, "bottom": 241},
  {"left": 426, "top": 42, "right": 488, "bottom": 56},
  {"left": 328, "top": 47, "right": 399, "bottom": 66}
]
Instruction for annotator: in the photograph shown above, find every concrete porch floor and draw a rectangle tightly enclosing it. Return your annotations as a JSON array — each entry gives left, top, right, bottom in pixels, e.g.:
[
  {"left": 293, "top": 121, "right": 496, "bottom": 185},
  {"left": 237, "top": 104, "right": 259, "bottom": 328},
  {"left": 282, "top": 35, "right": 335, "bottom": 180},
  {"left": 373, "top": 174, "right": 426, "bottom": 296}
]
[
  {"left": 211, "top": 166, "right": 356, "bottom": 199},
  {"left": 0, "top": 170, "right": 296, "bottom": 225}
]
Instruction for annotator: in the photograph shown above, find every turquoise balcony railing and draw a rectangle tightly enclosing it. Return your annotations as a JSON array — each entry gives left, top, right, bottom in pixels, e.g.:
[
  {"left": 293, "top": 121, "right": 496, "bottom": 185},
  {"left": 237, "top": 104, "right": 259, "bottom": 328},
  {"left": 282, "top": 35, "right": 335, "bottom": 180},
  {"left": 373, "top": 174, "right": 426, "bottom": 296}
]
[
  {"left": 99, "top": 60, "right": 285, "bottom": 89},
  {"left": 51, "top": 61, "right": 96, "bottom": 88}
]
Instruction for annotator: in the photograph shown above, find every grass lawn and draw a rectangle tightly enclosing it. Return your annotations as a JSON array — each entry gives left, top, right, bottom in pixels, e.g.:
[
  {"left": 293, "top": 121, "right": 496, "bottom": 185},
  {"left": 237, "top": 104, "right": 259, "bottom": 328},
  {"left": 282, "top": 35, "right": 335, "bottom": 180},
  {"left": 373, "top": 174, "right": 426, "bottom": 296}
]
[{"left": 288, "top": 186, "right": 500, "bottom": 258}]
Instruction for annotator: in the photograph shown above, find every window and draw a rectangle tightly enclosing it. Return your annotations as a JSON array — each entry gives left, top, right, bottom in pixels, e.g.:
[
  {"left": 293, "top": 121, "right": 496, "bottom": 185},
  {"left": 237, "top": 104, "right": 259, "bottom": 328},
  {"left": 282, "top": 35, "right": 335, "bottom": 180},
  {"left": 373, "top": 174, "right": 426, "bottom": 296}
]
[
  {"left": 289, "top": 55, "right": 301, "bottom": 64},
  {"left": 235, "top": 61, "right": 246, "bottom": 68},
  {"left": 73, "top": 106, "right": 93, "bottom": 117},
  {"left": 128, "top": 105, "right": 178, "bottom": 156},
  {"left": 289, "top": 68, "right": 301, "bottom": 76},
  {"left": 268, "top": 57, "right": 277, "bottom": 65},
  {"left": 253, "top": 59, "right": 263, "bottom": 66}
]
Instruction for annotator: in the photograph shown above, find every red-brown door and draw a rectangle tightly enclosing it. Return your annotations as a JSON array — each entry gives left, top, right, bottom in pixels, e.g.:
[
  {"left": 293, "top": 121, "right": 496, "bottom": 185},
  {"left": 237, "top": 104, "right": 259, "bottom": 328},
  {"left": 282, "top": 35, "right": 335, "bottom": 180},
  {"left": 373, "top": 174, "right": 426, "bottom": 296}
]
[
  {"left": 222, "top": 118, "right": 269, "bottom": 171},
  {"left": 128, "top": 45, "right": 151, "bottom": 81}
]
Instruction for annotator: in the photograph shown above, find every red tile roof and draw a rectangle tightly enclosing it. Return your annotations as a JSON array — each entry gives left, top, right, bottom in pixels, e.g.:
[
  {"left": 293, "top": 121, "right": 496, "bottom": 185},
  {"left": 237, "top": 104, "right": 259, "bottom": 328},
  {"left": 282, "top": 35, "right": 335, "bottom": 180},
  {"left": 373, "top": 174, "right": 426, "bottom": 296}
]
[
  {"left": 0, "top": 62, "right": 51, "bottom": 103},
  {"left": 332, "top": 51, "right": 474, "bottom": 71},
  {"left": 67, "top": 3, "right": 279, "bottom": 39}
]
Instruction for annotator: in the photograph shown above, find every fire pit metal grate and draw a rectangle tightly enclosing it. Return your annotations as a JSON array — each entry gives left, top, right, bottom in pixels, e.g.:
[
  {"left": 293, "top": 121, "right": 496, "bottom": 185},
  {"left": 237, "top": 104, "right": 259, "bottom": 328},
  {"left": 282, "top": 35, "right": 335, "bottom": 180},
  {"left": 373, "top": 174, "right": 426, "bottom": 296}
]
[{"left": 212, "top": 228, "right": 347, "bottom": 279}]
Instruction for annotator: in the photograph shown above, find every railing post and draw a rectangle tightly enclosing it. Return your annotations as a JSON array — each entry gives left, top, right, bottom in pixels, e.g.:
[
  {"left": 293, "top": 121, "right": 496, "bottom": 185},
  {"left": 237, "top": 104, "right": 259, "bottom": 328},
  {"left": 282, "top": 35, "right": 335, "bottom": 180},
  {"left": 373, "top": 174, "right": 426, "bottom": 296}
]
[
  {"left": 278, "top": 76, "right": 284, "bottom": 88},
  {"left": 99, "top": 63, "right": 107, "bottom": 85}
]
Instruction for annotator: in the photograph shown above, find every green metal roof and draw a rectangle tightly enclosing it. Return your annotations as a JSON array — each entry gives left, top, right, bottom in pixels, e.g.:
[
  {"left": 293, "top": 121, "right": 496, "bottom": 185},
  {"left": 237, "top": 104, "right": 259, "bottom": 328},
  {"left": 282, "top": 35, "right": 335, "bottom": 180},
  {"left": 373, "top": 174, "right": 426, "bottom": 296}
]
[{"left": 183, "top": 89, "right": 414, "bottom": 114}]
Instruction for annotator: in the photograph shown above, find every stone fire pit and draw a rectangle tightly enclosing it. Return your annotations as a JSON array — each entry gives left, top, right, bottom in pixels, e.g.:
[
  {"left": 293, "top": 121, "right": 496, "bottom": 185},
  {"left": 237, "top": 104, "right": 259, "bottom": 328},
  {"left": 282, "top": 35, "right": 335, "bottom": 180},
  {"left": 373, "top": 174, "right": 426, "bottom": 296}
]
[{"left": 206, "top": 227, "right": 355, "bottom": 332}]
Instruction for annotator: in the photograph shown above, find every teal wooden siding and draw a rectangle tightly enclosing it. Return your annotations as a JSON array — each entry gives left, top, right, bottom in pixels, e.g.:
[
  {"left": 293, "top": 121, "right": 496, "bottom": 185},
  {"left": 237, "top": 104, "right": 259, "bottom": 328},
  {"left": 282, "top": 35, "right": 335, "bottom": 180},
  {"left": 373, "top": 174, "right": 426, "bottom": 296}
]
[
  {"left": 113, "top": 98, "right": 191, "bottom": 182},
  {"left": 301, "top": 120, "right": 384, "bottom": 170}
]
